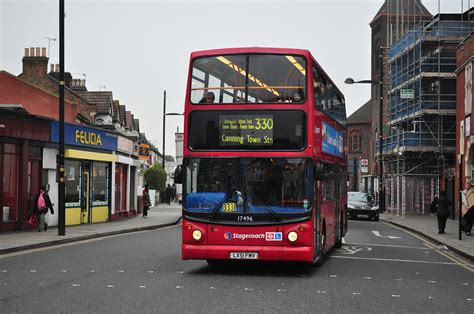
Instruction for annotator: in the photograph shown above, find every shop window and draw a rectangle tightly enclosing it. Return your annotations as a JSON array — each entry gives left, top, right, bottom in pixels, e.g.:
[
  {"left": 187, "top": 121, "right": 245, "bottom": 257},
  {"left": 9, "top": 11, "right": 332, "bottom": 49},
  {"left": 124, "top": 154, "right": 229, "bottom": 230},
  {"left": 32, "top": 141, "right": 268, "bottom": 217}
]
[
  {"left": 2, "top": 143, "right": 20, "bottom": 221},
  {"left": 65, "top": 160, "right": 81, "bottom": 207},
  {"left": 92, "top": 162, "right": 109, "bottom": 206}
]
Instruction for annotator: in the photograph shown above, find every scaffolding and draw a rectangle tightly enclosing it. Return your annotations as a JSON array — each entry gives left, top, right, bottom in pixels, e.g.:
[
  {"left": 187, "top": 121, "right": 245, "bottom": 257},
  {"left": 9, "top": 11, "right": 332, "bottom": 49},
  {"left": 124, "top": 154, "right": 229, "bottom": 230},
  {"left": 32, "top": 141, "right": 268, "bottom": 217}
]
[{"left": 384, "top": 10, "right": 474, "bottom": 214}]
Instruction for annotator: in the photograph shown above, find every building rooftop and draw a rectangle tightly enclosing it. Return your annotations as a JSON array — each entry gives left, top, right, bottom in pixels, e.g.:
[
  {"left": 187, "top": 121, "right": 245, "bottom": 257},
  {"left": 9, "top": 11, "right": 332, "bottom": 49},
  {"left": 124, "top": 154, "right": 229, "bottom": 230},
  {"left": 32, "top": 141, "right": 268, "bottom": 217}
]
[{"left": 348, "top": 100, "right": 371, "bottom": 124}]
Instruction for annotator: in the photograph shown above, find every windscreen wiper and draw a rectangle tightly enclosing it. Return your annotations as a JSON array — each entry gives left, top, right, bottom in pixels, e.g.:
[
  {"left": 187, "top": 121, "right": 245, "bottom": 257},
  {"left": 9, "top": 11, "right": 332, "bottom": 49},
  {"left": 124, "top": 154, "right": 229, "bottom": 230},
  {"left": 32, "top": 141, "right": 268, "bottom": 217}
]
[
  {"left": 250, "top": 193, "right": 282, "bottom": 222},
  {"left": 209, "top": 190, "right": 234, "bottom": 220}
]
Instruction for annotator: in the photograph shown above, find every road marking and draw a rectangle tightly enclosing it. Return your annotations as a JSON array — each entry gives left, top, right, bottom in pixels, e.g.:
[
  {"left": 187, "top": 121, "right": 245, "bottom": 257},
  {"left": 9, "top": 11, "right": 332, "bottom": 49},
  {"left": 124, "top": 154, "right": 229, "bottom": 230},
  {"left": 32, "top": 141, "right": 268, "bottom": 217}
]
[
  {"left": 344, "top": 242, "right": 427, "bottom": 250},
  {"left": 372, "top": 231, "right": 401, "bottom": 239},
  {"left": 210, "top": 287, "right": 217, "bottom": 290},
  {"left": 395, "top": 279, "right": 402, "bottom": 281},
  {"left": 352, "top": 292, "right": 361, "bottom": 295},
  {"left": 317, "top": 291, "right": 327, "bottom": 294},
  {"left": 30, "top": 270, "right": 36, "bottom": 273},
  {"left": 277, "top": 289, "right": 287, "bottom": 292},
  {"left": 107, "top": 285, "right": 115, "bottom": 288},
  {"left": 61, "top": 270, "right": 67, "bottom": 273},
  {"left": 244, "top": 288, "right": 254, "bottom": 291},
  {"left": 428, "top": 296, "right": 435, "bottom": 299},
  {"left": 72, "top": 284, "right": 80, "bottom": 287},
  {"left": 363, "top": 277, "right": 372, "bottom": 280},
  {"left": 461, "top": 283, "right": 469, "bottom": 286},
  {"left": 118, "top": 270, "right": 124, "bottom": 273},
  {"left": 392, "top": 295, "right": 400, "bottom": 298},
  {"left": 139, "top": 286, "right": 146, "bottom": 288},
  {"left": 329, "top": 275, "right": 337, "bottom": 278},
  {"left": 428, "top": 280, "right": 436, "bottom": 283},
  {"left": 339, "top": 246, "right": 372, "bottom": 255},
  {"left": 384, "top": 223, "right": 474, "bottom": 272},
  {"left": 331, "top": 255, "right": 458, "bottom": 265}
]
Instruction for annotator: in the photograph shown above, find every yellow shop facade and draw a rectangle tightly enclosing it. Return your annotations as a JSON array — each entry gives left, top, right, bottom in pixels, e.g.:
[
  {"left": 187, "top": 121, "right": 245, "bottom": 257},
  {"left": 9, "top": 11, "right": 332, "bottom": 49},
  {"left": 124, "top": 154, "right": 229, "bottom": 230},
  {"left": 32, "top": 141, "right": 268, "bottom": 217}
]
[{"left": 51, "top": 121, "right": 117, "bottom": 225}]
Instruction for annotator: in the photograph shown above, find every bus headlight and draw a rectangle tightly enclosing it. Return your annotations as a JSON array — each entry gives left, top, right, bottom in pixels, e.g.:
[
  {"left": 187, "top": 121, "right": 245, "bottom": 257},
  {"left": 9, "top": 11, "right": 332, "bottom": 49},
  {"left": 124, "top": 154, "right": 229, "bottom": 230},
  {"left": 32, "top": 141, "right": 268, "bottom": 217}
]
[
  {"left": 287, "top": 231, "right": 298, "bottom": 242},
  {"left": 192, "top": 229, "right": 202, "bottom": 241}
]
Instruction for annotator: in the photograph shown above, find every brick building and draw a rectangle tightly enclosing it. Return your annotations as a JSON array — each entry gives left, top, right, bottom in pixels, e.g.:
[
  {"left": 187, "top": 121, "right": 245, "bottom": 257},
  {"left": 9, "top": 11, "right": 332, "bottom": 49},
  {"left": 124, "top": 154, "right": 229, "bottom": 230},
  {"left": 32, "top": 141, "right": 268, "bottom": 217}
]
[
  {"left": 18, "top": 47, "right": 96, "bottom": 122},
  {"left": 347, "top": 100, "right": 372, "bottom": 193},
  {"left": 456, "top": 32, "right": 474, "bottom": 218}
]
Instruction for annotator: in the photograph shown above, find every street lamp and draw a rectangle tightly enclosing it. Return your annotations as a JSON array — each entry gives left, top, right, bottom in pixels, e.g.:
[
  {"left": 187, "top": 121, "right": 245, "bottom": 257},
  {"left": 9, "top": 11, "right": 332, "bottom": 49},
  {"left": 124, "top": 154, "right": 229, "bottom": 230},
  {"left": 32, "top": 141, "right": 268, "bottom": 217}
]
[
  {"left": 345, "top": 75, "right": 385, "bottom": 213},
  {"left": 162, "top": 90, "right": 183, "bottom": 170}
]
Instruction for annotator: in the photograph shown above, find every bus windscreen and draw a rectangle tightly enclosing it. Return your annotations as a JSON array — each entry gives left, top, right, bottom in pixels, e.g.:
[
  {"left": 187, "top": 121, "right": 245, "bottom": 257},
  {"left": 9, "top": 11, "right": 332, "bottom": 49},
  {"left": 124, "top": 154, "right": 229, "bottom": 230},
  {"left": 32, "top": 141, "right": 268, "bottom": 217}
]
[{"left": 188, "top": 110, "right": 306, "bottom": 150}]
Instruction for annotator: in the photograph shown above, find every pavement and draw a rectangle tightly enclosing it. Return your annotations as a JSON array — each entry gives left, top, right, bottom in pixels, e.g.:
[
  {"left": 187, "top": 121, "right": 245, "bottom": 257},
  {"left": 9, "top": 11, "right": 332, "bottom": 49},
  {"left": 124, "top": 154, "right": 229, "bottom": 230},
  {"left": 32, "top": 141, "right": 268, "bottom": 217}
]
[
  {"left": 1, "top": 204, "right": 473, "bottom": 262},
  {"left": 380, "top": 212, "right": 474, "bottom": 261},
  {"left": 0, "top": 203, "right": 182, "bottom": 255}
]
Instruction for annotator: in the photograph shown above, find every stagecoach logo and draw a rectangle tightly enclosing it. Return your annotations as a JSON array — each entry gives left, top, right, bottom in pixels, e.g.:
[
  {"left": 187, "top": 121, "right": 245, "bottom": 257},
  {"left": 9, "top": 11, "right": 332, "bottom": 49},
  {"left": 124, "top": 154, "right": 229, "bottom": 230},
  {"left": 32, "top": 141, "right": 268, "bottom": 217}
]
[
  {"left": 224, "top": 232, "right": 266, "bottom": 240},
  {"left": 265, "top": 232, "right": 283, "bottom": 241}
]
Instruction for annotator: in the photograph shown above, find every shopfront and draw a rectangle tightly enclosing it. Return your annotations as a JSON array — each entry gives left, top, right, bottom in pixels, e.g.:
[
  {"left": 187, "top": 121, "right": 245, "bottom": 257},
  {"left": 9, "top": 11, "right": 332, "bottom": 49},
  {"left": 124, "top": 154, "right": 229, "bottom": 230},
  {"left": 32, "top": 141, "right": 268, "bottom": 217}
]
[
  {"left": 0, "top": 113, "right": 50, "bottom": 232},
  {"left": 112, "top": 136, "right": 138, "bottom": 219},
  {"left": 51, "top": 122, "right": 117, "bottom": 226}
]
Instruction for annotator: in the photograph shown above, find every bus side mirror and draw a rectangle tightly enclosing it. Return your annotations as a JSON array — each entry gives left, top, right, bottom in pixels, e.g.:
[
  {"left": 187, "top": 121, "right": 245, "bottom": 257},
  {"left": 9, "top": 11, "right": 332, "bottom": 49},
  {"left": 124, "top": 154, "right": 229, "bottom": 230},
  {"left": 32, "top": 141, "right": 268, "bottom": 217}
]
[
  {"left": 174, "top": 165, "right": 183, "bottom": 184},
  {"left": 314, "top": 163, "right": 324, "bottom": 181}
]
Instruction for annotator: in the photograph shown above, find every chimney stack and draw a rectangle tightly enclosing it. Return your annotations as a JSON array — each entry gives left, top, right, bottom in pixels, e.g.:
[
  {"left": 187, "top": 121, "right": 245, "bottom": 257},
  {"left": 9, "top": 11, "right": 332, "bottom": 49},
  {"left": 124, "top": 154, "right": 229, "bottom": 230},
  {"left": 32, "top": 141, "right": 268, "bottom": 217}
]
[{"left": 20, "top": 47, "right": 49, "bottom": 81}]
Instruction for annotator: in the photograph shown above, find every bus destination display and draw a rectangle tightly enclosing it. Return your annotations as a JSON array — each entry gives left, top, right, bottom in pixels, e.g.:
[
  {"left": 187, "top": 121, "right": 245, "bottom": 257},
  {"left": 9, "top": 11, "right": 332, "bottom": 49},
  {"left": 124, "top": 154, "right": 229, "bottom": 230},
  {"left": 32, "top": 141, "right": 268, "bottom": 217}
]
[{"left": 219, "top": 115, "right": 273, "bottom": 146}]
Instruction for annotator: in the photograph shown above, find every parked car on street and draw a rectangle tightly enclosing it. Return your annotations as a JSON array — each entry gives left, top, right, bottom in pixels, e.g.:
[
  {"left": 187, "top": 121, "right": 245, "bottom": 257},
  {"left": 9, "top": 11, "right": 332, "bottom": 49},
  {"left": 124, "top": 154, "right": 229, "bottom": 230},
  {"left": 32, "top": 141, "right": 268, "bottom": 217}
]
[{"left": 347, "top": 191, "right": 379, "bottom": 221}]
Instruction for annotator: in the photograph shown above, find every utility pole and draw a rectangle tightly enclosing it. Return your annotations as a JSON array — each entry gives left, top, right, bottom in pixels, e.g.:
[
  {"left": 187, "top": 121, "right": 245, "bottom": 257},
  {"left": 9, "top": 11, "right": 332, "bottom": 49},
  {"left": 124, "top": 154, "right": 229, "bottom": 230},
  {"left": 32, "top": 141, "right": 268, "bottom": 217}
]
[
  {"left": 58, "top": 0, "right": 65, "bottom": 236},
  {"left": 162, "top": 90, "right": 166, "bottom": 169}
]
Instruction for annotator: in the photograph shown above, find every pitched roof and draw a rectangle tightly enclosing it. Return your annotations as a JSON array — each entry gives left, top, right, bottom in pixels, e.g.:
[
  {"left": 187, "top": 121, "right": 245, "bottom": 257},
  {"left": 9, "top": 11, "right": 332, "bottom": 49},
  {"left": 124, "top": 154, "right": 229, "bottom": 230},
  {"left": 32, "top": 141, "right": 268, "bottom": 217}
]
[
  {"left": 75, "top": 91, "right": 113, "bottom": 114},
  {"left": 348, "top": 100, "right": 371, "bottom": 124},
  {"left": 125, "top": 111, "right": 132, "bottom": 129},
  {"left": 119, "top": 105, "right": 126, "bottom": 124},
  {"left": 112, "top": 100, "right": 120, "bottom": 122},
  {"left": 370, "top": 0, "right": 431, "bottom": 25},
  {"left": 133, "top": 118, "right": 140, "bottom": 132}
]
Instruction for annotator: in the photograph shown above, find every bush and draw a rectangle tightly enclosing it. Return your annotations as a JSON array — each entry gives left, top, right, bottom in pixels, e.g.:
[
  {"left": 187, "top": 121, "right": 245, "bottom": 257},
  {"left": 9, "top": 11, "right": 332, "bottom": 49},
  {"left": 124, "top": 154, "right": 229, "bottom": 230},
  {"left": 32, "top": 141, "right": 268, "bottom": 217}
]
[{"left": 144, "top": 164, "right": 166, "bottom": 191}]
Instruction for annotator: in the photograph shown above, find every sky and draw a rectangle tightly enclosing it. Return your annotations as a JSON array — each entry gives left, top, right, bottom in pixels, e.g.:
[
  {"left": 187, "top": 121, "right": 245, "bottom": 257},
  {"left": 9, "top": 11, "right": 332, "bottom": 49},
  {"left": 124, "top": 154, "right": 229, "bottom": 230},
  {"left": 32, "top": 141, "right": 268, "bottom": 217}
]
[{"left": 0, "top": 0, "right": 467, "bottom": 158}]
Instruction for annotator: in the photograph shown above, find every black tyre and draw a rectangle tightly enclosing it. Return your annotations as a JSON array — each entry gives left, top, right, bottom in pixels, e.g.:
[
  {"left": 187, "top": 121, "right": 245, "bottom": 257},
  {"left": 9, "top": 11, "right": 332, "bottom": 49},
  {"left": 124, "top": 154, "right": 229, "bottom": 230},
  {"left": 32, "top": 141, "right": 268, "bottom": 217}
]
[{"left": 314, "top": 224, "right": 326, "bottom": 267}]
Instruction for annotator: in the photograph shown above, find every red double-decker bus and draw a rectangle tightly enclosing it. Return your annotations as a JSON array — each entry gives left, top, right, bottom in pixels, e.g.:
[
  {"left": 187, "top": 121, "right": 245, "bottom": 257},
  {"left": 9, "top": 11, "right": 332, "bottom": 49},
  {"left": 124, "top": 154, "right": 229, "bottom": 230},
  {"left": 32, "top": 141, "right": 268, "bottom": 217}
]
[{"left": 177, "top": 47, "right": 347, "bottom": 265}]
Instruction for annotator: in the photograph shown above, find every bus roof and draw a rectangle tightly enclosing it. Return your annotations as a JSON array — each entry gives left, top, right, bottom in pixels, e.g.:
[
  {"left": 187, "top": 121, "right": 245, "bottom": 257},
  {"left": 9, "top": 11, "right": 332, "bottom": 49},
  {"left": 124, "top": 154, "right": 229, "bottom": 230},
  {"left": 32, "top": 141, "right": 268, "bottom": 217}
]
[{"left": 190, "top": 47, "right": 312, "bottom": 59}]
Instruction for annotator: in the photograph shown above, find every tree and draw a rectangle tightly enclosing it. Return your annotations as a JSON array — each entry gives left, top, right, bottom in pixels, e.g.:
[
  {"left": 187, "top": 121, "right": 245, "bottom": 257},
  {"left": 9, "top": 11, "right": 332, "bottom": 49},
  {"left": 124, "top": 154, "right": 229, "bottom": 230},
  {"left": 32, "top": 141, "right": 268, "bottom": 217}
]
[{"left": 144, "top": 164, "right": 166, "bottom": 191}]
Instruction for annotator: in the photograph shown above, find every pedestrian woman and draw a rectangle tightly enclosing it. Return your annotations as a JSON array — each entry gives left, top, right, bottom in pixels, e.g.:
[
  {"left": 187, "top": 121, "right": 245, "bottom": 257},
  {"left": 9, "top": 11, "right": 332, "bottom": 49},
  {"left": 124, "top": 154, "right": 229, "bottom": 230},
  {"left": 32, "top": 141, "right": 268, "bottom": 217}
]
[
  {"left": 436, "top": 191, "right": 451, "bottom": 234},
  {"left": 143, "top": 184, "right": 151, "bottom": 217},
  {"left": 33, "top": 185, "right": 54, "bottom": 232}
]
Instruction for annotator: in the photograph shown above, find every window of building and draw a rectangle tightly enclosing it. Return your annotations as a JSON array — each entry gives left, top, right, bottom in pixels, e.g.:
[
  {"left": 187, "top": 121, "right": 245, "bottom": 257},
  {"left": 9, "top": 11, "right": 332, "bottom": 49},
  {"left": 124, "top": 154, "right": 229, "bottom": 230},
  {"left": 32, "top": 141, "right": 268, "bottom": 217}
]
[
  {"left": 2, "top": 143, "right": 20, "bottom": 222},
  {"left": 65, "top": 160, "right": 81, "bottom": 207},
  {"left": 466, "top": 64, "right": 472, "bottom": 116},
  {"left": 351, "top": 133, "right": 362, "bottom": 152},
  {"left": 92, "top": 162, "right": 109, "bottom": 206}
]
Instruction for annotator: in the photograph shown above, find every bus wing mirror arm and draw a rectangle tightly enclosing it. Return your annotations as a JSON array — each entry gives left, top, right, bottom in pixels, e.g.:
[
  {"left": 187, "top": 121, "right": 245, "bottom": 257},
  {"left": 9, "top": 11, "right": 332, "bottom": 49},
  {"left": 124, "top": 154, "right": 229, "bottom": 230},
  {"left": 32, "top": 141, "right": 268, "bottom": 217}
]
[
  {"left": 174, "top": 165, "right": 183, "bottom": 184},
  {"left": 314, "top": 163, "right": 324, "bottom": 181}
]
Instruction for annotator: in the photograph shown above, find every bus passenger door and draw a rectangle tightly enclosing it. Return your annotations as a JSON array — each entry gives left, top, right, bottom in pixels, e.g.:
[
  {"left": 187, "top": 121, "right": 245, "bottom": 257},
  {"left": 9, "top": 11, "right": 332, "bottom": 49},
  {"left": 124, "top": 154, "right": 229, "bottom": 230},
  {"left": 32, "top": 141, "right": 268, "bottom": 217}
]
[{"left": 313, "top": 180, "right": 320, "bottom": 261}]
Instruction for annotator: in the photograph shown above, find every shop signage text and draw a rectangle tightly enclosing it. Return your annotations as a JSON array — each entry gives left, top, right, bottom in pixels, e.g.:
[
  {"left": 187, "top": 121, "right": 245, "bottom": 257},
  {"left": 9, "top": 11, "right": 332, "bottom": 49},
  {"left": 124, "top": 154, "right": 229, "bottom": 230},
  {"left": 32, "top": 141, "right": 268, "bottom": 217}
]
[{"left": 51, "top": 121, "right": 117, "bottom": 151}]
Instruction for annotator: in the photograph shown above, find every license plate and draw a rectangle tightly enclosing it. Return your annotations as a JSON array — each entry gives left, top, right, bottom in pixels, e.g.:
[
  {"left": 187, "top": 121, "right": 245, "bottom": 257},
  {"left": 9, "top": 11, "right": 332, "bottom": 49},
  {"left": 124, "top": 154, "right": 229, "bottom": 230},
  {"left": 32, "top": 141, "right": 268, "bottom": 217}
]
[
  {"left": 358, "top": 214, "right": 369, "bottom": 218},
  {"left": 230, "top": 252, "right": 258, "bottom": 260}
]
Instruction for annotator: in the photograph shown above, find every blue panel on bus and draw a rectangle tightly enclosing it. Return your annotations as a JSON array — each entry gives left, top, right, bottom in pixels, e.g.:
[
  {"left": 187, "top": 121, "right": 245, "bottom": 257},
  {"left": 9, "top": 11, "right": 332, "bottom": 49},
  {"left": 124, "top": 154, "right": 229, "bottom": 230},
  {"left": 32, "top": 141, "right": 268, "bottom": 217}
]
[{"left": 322, "top": 121, "right": 343, "bottom": 157}]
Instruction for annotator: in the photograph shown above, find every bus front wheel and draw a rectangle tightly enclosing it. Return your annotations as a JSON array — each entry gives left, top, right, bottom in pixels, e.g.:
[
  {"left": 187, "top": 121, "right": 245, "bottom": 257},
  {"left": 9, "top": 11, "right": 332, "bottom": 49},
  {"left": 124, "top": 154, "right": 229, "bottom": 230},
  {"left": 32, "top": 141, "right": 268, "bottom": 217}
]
[{"left": 314, "top": 224, "right": 326, "bottom": 267}]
